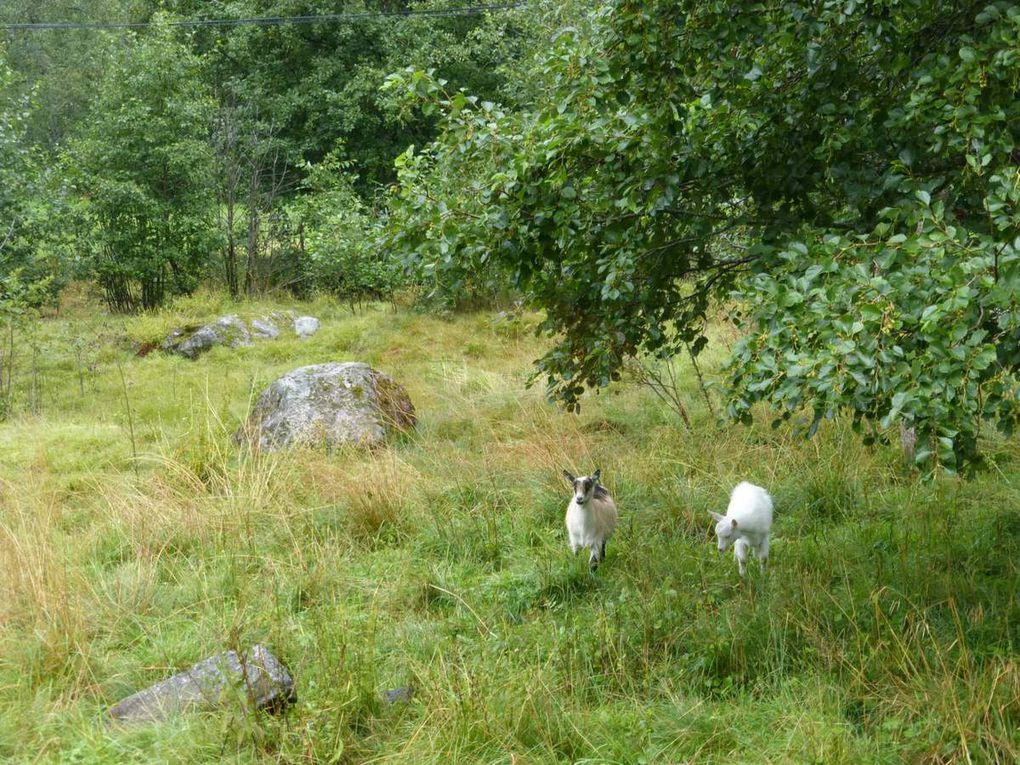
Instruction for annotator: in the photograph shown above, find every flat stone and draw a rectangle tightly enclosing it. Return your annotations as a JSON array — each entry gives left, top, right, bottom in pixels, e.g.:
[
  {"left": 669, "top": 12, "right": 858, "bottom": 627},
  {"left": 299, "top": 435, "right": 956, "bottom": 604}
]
[
  {"left": 108, "top": 644, "right": 295, "bottom": 725},
  {"left": 250, "top": 317, "right": 281, "bottom": 339},
  {"left": 293, "top": 316, "right": 320, "bottom": 339},
  {"left": 234, "top": 362, "right": 416, "bottom": 451}
]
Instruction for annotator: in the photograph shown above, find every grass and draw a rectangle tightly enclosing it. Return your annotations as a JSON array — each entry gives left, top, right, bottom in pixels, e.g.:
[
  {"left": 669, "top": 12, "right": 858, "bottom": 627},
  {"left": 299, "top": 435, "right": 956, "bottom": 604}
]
[{"left": 0, "top": 289, "right": 1017, "bottom": 764}]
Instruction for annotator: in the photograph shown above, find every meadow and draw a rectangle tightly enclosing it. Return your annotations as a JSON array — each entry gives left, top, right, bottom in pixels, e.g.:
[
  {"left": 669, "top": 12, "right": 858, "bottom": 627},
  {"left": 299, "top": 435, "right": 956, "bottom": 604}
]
[{"left": 0, "top": 292, "right": 1016, "bottom": 764}]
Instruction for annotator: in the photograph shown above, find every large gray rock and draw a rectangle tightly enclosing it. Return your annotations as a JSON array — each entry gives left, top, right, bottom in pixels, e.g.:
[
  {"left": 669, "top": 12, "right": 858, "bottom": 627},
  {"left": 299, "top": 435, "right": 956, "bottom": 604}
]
[
  {"left": 235, "top": 362, "right": 416, "bottom": 451},
  {"left": 293, "top": 316, "right": 320, "bottom": 339},
  {"left": 108, "top": 645, "right": 295, "bottom": 725},
  {"left": 162, "top": 315, "right": 253, "bottom": 359}
]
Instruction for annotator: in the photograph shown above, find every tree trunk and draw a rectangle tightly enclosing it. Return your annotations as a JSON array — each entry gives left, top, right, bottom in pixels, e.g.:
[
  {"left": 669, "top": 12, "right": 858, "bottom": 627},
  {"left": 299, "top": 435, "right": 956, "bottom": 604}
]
[
  {"left": 900, "top": 422, "right": 917, "bottom": 468},
  {"left": 245, "top": 205, "right": 259, "bottom": 298},
  {"left": 225, "top": 201, "right": 238, "bottom": 297}
]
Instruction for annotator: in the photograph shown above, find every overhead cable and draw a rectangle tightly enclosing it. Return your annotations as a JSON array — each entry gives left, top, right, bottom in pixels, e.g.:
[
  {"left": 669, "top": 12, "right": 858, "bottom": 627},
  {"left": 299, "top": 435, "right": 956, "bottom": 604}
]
[{"left": 1, "top": 3, "right": 526, "bottom": 32}]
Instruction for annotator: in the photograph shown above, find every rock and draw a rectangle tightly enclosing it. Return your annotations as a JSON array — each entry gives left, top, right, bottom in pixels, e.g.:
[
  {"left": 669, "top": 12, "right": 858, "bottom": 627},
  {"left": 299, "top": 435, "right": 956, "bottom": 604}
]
[
  {"left": 162, "top": 315, "right": 253, "bottom": 359},
  {"left": 381, "top": 686, "right": 414, "bottom": 704},
  {"left": 108, "top": 644, "right": 295, "bottom": 725},
  {"left": 250, "top": 316, "right": 281, "bottom": 340},
  {"left": 293, "top": 316, "right": 320, "bottom": 339},
  {"left": 235, "top": 362, "right": 416, "bottom": 451},
  {"left": 161, "top": 311, "right": 322, "bottom": 358}
]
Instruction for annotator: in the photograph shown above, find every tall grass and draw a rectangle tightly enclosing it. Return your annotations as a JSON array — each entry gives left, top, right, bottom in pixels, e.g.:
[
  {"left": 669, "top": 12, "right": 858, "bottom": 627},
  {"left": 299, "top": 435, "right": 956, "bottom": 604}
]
[{"left": 0, "top": 292, "right": 1016, "bottom": 763}]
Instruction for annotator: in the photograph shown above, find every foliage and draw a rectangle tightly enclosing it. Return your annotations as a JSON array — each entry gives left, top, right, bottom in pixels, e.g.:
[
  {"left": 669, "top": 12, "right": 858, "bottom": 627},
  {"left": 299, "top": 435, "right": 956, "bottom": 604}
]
[
  {"left": 384, "top": 95, "right": 519, "bottom": 308},
  {"left": 1, "top": 1, "right": 578, "bottom": 301},
  {"left": 166, "top": 0, "right": 535, "bottom": 195},
  {"left": 0, "top": 59, "right": 27, "bottom": 251},
  {"left": 729, "top": 210, "right": 1020, "bottom": 475},
  {"left": 0, "top": 0, "right": 144, "bottom": 147},
  {"left": 167, "top": 0, "right": 541, "bottom": 296},
  {"left": 65, "top": 21, "right": 219, "bottom": 311},
  {"left": 0, "top": 57, "right": 35, "bottom": 278},
  {"left": 385, "top": 1, "right": 1020, "bottom": 471},
  {"left": 0, "top": 270, "right": 50, "bottom": 418},
  {"left": 287, "top": 152, "right": 400, "bottom": 303}
]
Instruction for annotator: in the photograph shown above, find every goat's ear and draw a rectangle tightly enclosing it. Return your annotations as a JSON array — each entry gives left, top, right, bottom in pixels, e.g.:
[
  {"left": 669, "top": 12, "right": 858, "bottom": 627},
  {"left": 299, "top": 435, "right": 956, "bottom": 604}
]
[
  {"left": 592, "top": 468, "right": 601, "bottom": 483},
  {"left": 562, "top": 470, "right": 576, "bottom": 484},
  {"left": 709, "top": 511, "right": 725, "bottom": 522},
  {"left": 731, "top": 518, "right": 738, "bottom": 529}
]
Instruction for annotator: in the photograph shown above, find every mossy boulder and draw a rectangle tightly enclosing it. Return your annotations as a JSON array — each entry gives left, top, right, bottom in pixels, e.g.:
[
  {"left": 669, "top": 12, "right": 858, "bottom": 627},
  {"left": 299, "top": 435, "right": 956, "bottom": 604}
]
[
  {"left": 161, "top": 315, "right": 253, "bottom": 359},
  {"left": 235, "top": 362, "right": 416, "bottom": 451}
]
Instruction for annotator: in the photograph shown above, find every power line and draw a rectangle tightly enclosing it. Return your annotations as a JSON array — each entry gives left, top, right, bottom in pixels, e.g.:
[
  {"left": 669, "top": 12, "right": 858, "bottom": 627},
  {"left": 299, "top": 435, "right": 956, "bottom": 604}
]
[{"left": 1, "top": 3, "right": 526, "bottom": 32}]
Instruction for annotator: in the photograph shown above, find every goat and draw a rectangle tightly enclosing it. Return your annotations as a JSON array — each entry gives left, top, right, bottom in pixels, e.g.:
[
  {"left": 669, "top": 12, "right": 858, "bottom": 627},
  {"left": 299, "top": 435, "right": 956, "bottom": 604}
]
[
  {"left": 563, "top": 469, "right": 618, "bottom": 571},
  {"left": 710, "top": 481, "right": 773, "bottom": 576}
]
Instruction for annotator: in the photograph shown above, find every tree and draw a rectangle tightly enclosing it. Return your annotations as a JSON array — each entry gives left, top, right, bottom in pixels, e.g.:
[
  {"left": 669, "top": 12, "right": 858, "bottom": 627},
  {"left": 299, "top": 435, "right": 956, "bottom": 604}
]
[
  {"left": 210, "top": 96, "right": 296, "bottom": 298},
  {"left": 0, "top": 51, "right": 64, "bottom": 297},
  {"left": 287, "top": 151, "right": 399, "bottom": 305},
  {"left": 0, "top": 0, "right": 145, "bottom": 148},
  {"left": 66, "top": 21, "right": 218, "bottom": 311},
  {"left": 0, "top": 53, "right": 33, "bottom": 274},
  {"left": 168, "top": 0, "right": 536, "bottom": 195},
  {"left": 174, "top": 0, "right": 537, "bottom": 295},
  {"left": 386, "top": 0, "right": 1020, "bottom": 472}
]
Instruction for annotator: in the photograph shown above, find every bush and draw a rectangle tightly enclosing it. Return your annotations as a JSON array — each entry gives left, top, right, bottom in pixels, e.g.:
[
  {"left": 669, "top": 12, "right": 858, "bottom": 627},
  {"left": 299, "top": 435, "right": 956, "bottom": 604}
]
[
  {"left": 65, "top": 21, "right": 218, "bottom": 312},
  {"left": 288, "top": 153, "right": 401, "bottom": 305}
]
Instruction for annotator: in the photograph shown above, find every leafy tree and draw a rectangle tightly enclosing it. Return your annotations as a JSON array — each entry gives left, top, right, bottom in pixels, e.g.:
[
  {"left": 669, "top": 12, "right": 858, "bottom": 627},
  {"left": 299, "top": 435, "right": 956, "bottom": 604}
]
[
  {"left": 66, "top": 21, "right": 219, "bottom": 311},
  {"left": 168, "top": 0, "right": 535, "bottom": 194},
  {"left": 0, "top": 53, "right": 52, "bottom": 415},
  {"left": 0, "top": 0, "right": 145, "bottom": 148},
  {"left": 0, "top": 54, "right": 34, "bottom": 274},
  {"left": 149, "top": 0, "right": 536, "bottom": 296},
  {"left": 382, "top": 92, "right": 520, "bottom": 308},
  {"left": 0, "top": 51, "right": 63, "bottom": 297},
  {"left": 3, "top": 1, "right": 557, "bottom": 304},
  {"left": 212, "top": 97, "right": 297, "bottom": 297},
  {"left": 386, "top": 1, "right": 1020, "bottom": 472},
  {"left": 287, "top": 152, "right": 399, "bottom": 304}
]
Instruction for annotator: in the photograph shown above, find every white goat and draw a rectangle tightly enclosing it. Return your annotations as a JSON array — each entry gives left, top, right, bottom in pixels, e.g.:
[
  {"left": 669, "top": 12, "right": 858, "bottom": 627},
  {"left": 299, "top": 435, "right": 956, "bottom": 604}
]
[
  {"left": 710, "top": 481, "right": 773, "bottom": 576},
  {"left": 563, "top": 469, "right": 618, "bottom": 570}
]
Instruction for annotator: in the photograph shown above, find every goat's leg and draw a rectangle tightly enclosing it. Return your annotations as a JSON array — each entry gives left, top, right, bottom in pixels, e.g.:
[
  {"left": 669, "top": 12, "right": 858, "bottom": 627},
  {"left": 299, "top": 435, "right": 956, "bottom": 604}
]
[
  {"left": 755, "top": 536, "right": 769, "bottom": 574},
  {"left": 734, "top": 538, "right": 749, "bottom": 577},
  {"left": 600, "top": 540, "right": 607, "bottom": 562},
  {"left": 588, "top": 547, "right": 600, "bottom": 571}
]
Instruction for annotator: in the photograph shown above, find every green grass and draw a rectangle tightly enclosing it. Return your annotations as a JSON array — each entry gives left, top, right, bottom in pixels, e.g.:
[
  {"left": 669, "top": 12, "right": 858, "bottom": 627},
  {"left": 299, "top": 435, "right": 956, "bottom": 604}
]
[{"left": 0, "top": 291, "right": 1017, "bottom": 764}]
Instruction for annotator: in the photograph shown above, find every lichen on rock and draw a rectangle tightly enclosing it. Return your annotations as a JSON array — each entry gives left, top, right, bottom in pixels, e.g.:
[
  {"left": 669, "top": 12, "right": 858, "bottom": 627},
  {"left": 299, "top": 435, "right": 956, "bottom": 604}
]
[
  {"left": 161, "top": 315, "right": 253, "bottom": 359},
  {"left": 235, "top": 362, "right": 416, "bottom": 451}
]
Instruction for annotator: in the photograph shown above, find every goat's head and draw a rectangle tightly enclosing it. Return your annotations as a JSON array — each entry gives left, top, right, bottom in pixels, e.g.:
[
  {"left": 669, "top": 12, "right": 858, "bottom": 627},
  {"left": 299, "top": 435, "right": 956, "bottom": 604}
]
[
  {"left": 563, "top": 469, "right": 601, "bottom": 505},
  {"left": 709, "top": 511, "right": 738, "bottom": 551}
]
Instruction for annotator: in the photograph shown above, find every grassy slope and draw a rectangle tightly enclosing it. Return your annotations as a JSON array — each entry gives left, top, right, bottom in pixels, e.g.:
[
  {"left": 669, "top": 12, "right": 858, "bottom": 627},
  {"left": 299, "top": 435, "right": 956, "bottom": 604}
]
[{"left": 0, "top": 292, "right": 1017, "bottom": 764}]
